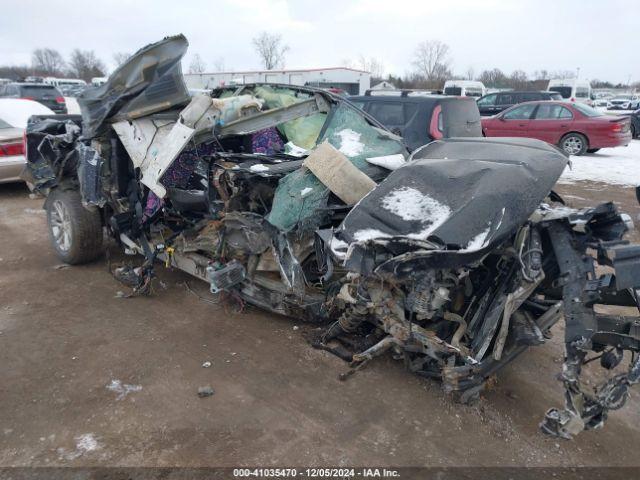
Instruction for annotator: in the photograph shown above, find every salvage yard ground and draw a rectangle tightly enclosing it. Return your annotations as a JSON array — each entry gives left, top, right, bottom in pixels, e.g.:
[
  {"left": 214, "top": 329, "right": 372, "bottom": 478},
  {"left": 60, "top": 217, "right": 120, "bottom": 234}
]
[{"left": 2, "top": 141, "right": 640, "bottom": 467}]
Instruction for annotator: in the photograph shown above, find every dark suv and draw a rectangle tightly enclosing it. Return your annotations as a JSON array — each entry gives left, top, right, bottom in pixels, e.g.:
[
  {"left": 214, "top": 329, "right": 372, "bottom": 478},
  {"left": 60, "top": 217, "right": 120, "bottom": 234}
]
[
  {"left": 348, "top": 91, "right": 481, "bottom": 150},
  {"left": 0, "top": 83, "right": 67, "bottom": 114},
  {"left": 476, "top": 91, "right": 562, "bottom": 116}
]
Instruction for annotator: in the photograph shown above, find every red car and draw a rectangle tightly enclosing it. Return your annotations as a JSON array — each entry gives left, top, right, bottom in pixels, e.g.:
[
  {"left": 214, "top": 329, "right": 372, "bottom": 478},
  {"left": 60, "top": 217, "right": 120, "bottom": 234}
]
[{"left": 481, "top": 101, "right": 632, "bottom": 155}]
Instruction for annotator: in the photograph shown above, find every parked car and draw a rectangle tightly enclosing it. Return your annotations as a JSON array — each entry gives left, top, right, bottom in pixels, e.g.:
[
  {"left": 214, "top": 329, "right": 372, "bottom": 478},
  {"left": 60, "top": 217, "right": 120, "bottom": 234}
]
[
  {"left": 348, "top": 92, "right": 481, "bottom": 150},
  {"left": 476, "top": 91, "right": 563, "bottom": 116},
  {"left": 442, "top": 80, "right": 486, "bottom": 98},
  {"left": 625, "top": 109, "right": 640, "bottom": 138},
  {"left": 481, "top": 101, "right": 632, "bottom": 155},
  {"left": 607, "top": 94, "right": 640, "bottom": 111},
  {"left": 547, "top": 78, "right": 592, "bottom": 105},
  {"left": 25, "top": 35, "right": 640, "bottom": 441},
  {"left": 0, "top": 83, "right": 67, "bottom": 114},
  {"left": 0, "top": 98, "right": 54, "bottom": 183}
]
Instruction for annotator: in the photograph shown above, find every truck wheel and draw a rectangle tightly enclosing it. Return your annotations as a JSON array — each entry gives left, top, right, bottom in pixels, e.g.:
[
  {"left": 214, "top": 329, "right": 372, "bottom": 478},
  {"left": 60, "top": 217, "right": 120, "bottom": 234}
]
[
  {"left": 560, "top": 133, "right": 588, "bottom": 156},
  {"left": 46, "top": 189, "right": 104, "bottom": 264},
  {"left": 586, "top": 148, "right": 600, "bottom": 154},
  {"left": 632, "top": 124, "right": 637, "bottom": 138}
]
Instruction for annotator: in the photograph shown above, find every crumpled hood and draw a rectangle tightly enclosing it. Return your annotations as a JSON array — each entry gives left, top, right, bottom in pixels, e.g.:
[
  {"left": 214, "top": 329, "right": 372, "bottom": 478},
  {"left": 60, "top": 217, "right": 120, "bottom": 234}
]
[
  {"left": 336, "top": 137, "right": 568, "bottom": 253},
  {"left": 78, "top": 34, "right": 190, "bottom": 139}
]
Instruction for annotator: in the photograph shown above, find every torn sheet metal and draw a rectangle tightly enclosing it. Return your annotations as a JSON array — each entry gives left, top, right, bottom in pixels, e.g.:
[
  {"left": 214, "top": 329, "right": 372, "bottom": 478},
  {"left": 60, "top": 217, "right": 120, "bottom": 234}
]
[{"left": 78, "top": 34, "right": 191, "bottom": 139}]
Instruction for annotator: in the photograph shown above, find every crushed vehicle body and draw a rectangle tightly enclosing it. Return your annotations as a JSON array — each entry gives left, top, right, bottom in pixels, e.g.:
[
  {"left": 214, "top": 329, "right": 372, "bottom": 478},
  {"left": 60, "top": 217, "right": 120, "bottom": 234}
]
[{"left": 25, "top": 35, "right": 640, "bottom": 440}]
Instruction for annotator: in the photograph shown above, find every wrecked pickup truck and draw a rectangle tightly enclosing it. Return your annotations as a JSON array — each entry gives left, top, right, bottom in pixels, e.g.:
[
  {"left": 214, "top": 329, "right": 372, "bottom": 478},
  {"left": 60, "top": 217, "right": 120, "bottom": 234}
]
[{"left": 25, "top": 35, "right": 640, "bottom": 439}]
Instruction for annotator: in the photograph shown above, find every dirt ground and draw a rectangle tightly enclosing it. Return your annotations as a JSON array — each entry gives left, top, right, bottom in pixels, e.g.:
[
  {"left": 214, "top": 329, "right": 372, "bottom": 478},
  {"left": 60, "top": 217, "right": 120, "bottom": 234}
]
[{"left": 1, "top": 179, "right": 640, "bottom": 468}]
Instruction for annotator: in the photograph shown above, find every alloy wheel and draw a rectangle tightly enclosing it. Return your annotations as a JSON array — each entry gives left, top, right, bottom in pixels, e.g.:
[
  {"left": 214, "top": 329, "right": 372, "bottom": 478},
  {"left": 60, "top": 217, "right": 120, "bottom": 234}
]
[
  {"left": 562, "top": 136, "right": 583, "bottom": 155},
  {"left": 50, "top": 200, "right": 72, "bottom": 252}
]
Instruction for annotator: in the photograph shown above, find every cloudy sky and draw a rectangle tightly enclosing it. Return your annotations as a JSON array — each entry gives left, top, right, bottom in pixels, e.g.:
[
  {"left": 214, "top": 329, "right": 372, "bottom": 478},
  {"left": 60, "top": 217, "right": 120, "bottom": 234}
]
[{"left": 2, "top": 0, "right": 639, "bottom": 83}]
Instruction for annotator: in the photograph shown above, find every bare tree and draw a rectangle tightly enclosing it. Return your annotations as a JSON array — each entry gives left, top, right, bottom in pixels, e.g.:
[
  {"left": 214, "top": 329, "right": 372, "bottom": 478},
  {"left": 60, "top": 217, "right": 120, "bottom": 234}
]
[
  {"left": 212, "top": 57, "right": 226, "bottom": 72},
  {"left": 509, "top": 70, "right": 528, "bottom": 90},
  {"left": 112, "top": 52, "right": 131, "bottom": 68},
  {"left": 551, "top": 70, "right": 576, "bottom": 80},
  {"left": 478, "top": 68, "right": 508, "bottom": 88},
  {"left": 188, "top": 54, "right": 207, "bottom": 74},
  {"left": 0, "top": 64, "right": 31, "bottom": 81},
  {"left": 31, "top": 48, "right": 65, "bottom": 76},
  {"left": 464, "top": 66, "right": 475, "bottom": 81},
  {"left": 532, "top": 69, "right": 549, "bottom": 81},
  {"left": 412, "top": 40, "right": 451, "bottom": 85},
  {"left": 67, "top": 49, "right": 106, "bottom": 81},
  {"left": 356, "top": 55, "right": 384, "bottom": 80},
  {"left": 252, "top": 32, "right": 289, "bottom": 70}
]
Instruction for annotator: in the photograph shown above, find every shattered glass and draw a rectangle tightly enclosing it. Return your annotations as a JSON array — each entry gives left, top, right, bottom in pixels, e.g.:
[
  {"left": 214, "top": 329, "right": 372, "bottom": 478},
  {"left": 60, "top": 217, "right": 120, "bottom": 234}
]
[{"left": 267, "top": 104, "right": 405, "bottom": 232}]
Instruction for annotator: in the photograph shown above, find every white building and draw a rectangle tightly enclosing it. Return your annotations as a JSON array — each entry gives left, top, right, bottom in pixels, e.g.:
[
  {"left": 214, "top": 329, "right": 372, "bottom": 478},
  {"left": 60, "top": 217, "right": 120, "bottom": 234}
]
[{"left": 184, "top": 67, "right": 371, "bottom": 95}]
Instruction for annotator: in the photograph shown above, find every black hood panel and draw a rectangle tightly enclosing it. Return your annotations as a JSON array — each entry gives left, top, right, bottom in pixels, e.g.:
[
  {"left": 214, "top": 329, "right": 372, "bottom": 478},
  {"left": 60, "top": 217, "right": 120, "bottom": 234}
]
[{"left": 337, "top": 137, "right": 568, "bottom": 251}]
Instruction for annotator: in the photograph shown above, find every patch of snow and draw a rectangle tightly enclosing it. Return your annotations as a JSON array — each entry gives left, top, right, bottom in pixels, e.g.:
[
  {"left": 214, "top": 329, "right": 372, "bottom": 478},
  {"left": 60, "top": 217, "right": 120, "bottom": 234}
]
[
  {"left": 300, "top": 187, "right": 313, "bottom": 197},
  {"left": 329, "top": 236, "right": 349, "bottom": 259},
  {"left": 284, "top": 142, "right": 308, "bottom": 157},
  {"left": 106, "top": 379, "right": 142, "bottom": 400},
  {"left": 462, "top": 227, "right": 491, "bottom": 252},
  {"left": 249, "top": 164, "right": 270, "bottom": 172},
  {"left": 353, "top": 229, "right": 393, "bottom": 242},
  {"left": 559, "top": 140, "right": 640, "bottom": 186},
  {"left": 75, "top": 433, "right": 99, "bottom": 453},
  {"left": 351, "top": 187, "right": 453, "bottom": 243},
  {"left": 366, "top": 154, "right": 406, "bottom": 170},
  {"left": 381, "top": 186, "right": 451, "bottom": 223},
  {"left": 336, "top": 129, "right": 364, "bottom": 157},
  {"left": 58, "top": 433, "right": 100, "bottom": 460}
]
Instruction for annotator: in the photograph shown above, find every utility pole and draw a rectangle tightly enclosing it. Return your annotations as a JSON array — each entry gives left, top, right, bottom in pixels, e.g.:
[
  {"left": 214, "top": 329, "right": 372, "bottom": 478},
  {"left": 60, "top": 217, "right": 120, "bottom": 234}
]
[{"left": 576, "top": 67, "right": 580, "bottom": 79}]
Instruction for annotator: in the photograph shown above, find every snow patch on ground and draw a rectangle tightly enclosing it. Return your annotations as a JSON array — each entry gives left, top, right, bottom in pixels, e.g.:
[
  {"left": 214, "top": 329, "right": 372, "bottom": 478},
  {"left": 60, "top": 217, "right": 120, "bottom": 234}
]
[
  {"left": 249, "top": 164, "right": 270, "bottom": 172},
  {"left": 559, "top": 140, "right": 640, "bottom": 186},
  {"left": 366, "top": 154, "right": 406, "bottom": 170},
  {"left": 336, "top": 129, "right": 364, "bottom": 157},
  {"left": 106, "top": 379, "right": 142, "bottom": 400},
  {"left": 75, "top": 433, "right": 99, "bottom": 453},
  {"left": 58, "top": 433, "right": 100, "bottom": 460}
]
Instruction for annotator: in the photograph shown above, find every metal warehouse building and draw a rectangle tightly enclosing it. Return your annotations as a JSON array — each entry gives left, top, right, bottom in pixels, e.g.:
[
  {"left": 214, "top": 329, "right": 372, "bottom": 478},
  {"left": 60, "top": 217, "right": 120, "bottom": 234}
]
[{"left": 183, "top": 67, "right": 371, "bottom": 95}]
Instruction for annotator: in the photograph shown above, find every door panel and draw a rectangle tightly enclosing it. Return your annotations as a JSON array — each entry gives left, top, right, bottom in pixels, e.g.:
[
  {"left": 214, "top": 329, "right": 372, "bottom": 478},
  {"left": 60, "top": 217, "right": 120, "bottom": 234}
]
[
  {"left": 529, "top": 104, "right": 573, "bottom": 143},
  {"left": 498, "top": 104, "right": 536, "bottom": 137}
]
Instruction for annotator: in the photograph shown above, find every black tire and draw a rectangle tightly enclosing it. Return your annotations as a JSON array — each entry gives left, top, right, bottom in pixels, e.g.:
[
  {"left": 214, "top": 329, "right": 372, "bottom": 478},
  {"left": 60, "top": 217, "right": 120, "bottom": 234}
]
[
  {"left": 45, "top": 188, "right": 104, "bottom": 264},
  {"left": 559, "top": 133, "right": 588, "bottom": 156},
  {"left": 587, "top": 148, "right": 600, "bottom": 154},
  {"left": 632, "top": 124, "right": 637, "bottom": 139}
]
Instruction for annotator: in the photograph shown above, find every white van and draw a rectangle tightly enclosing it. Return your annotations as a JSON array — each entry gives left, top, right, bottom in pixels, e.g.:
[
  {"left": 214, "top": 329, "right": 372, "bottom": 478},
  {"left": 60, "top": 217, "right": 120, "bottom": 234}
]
[
  {"left": 443, "top": 80, "right": 486, "bottom": 98},
  {"left": 547, "top": 78, "right": 592, "bottom": 105},
  {"left": 43, "top": 77, "right": 87, "bottom": 87}
]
